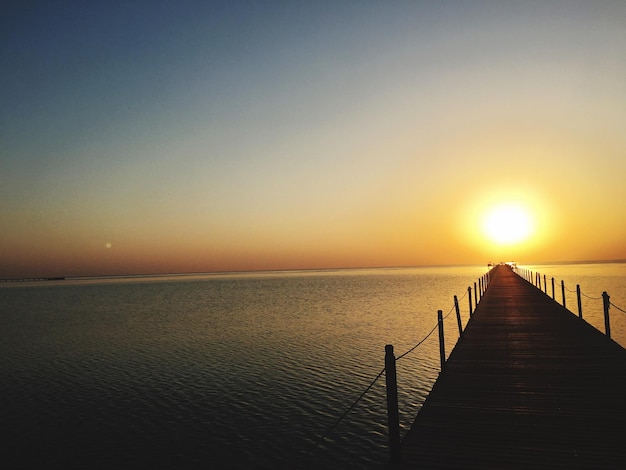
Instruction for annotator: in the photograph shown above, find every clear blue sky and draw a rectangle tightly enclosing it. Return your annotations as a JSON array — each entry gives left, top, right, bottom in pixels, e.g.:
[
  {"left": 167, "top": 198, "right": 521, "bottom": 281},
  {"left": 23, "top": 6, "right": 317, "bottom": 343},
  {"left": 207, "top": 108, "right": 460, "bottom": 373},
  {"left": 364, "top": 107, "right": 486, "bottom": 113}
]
[{"left": 2, "top": 1, "right": 625, "bottom": 278}]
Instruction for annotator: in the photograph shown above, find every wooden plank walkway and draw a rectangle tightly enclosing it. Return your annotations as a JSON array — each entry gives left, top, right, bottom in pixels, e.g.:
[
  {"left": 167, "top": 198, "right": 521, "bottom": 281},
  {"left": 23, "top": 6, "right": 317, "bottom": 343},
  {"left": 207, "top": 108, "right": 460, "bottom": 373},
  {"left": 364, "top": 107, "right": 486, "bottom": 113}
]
[{"left": 398, "top": 264, "right": 626, "bottom": 469}]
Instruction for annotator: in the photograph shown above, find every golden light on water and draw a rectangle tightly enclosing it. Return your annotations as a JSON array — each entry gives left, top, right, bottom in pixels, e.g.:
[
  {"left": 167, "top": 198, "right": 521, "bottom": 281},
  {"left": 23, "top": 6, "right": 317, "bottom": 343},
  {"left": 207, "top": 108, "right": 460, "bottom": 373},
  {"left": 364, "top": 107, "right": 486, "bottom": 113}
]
[{"left": 481, "top": 203, "right": 534, "bottom": 246}]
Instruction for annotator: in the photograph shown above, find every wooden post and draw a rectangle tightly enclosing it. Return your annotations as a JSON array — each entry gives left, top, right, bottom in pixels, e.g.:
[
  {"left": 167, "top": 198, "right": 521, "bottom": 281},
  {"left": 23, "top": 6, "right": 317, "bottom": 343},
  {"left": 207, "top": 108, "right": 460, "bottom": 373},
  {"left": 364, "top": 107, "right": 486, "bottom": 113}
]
[
  {"left": 576, "top": 285, "right": 583, "bottom": 319},
  {"left": 438, "top": 310, "right": 445, "bottom": 372},
  {"left": 551, "top": 278, "right": 555, "bottom": 300},
  {"left": 602, "top": 292, "right": 611, "bottom": 339},
  {"left": 538, "top": 273, "right": 542, "bottom": 291},
  {"left": 384, "top": 345, "right": 401, "bottom": 464},
  {"left": 543, "top": 275, "right": 547, "bottom": 294},
  {"left": 468, "top": 286, "right": 473, "bottom": 317},
  {"left": 561, "top": 280, "right": 566, "bottom": 309},
  {"left": 474, "top": 282, "right": 478, "bottom": 306},
  {"left": 454, "top": 295, "right": 462, "bottom": 338}
]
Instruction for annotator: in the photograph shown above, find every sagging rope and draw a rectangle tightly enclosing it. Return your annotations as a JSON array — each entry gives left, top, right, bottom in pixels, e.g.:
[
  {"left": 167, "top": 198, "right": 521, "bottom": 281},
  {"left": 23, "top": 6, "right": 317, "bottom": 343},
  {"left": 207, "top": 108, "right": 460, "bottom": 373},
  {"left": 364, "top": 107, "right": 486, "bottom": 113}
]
[
  {"left": 314, "top": 296, "right": 462, "bottom": 447},
  {"left": 582, "top": 291, "right": 603, "bottom": 300},
  {"left": 313, "top": 366, "right": 386, "bottom": 449},
  {"left": 610, "top": 301, "right": 626, "bottom": 315}
]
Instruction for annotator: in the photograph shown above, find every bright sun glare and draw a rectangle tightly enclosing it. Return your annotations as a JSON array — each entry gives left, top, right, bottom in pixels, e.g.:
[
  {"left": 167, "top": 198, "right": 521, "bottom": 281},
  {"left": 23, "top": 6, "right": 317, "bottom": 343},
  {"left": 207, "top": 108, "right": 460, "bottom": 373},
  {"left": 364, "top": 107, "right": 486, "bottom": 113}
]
[{"left": 482, "top": 203, "right": 534, "bottom": 246}]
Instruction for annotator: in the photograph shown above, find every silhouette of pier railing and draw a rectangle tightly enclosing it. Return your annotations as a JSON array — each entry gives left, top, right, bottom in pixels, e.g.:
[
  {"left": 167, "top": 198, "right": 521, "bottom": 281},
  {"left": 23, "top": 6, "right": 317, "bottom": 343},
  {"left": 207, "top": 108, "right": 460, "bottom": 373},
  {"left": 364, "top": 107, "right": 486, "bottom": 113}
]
[
  {"left": 390, "top": 264, "right": 626, "bottom": 469},
  {"left": 516, "top": 266, "right": 625, "bottom": 340}
]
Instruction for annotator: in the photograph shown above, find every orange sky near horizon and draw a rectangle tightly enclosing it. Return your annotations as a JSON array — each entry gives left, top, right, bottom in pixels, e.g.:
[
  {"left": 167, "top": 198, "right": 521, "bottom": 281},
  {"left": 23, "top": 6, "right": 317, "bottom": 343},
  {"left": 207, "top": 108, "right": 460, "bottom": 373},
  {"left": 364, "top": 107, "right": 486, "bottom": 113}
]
[{"left": 2, "top": 1, "right": 625, "bottom": 278}]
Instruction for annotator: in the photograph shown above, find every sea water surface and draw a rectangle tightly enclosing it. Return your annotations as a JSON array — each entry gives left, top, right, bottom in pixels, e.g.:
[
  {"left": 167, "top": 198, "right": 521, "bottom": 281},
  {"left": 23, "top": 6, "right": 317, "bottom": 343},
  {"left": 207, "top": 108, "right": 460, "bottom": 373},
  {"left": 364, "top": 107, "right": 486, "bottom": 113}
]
[{"left": 1, "top": 263, "right": 624, "bottom": 469}]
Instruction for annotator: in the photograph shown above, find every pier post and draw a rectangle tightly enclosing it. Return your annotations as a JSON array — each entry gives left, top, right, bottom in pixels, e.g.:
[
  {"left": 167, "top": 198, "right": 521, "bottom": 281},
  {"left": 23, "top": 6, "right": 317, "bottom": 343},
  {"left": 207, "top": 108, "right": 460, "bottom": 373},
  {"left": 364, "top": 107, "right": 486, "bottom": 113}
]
[
  {"left": 561, "top": 281, "right": 566, "bottom": 309},
  {"left": 474, "top": 282, "right": 478, "bottom": 306},
  {"left": 602, "top": 292, "right": 611, "bottom": 339},
  {"left": 552, "top": 278, "right": 555, "bottom": 300},
  {"left": 544, "top": 275, "right": 547, "bottom": 294},
  {"left": 538, "top": 274, "right": 542, "bottom": 291},
  {"left": 384, "top": 345, "right": 401, "bottom": 464},
  {"left": 454, "top": 295, "right": 462, "bottom": 338},
  {"left": 576, "top": 285, "right": 583, "bottom": 319},
  {"left": 468, "top": 287, "right": 473, "bottom": 317},
  {"left": 438, "top": 310, "right": 446, "bottom": 372}
]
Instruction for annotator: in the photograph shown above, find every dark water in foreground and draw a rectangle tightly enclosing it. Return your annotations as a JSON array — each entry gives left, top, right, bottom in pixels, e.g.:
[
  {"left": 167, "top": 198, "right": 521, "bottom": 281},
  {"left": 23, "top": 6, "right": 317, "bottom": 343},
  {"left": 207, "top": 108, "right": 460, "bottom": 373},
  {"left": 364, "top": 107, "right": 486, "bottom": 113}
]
[{"left": 1, "top": 263, "right": 624, "bottom": 469}]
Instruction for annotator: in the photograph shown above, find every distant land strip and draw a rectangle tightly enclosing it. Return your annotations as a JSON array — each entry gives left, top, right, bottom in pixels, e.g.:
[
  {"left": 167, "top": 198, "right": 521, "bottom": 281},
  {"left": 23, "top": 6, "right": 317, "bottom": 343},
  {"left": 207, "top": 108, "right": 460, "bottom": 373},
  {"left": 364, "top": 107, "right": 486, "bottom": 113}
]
[{"left": 0, "top": 277, "right": 66, "bottom": 283}]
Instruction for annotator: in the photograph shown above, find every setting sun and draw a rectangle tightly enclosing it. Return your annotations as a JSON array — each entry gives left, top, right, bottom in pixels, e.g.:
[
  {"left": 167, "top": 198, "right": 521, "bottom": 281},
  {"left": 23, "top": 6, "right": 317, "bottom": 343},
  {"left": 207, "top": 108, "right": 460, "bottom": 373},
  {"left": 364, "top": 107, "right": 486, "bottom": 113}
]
[{"left": 481, "top": 203, "right": 534, "bottom": 246}]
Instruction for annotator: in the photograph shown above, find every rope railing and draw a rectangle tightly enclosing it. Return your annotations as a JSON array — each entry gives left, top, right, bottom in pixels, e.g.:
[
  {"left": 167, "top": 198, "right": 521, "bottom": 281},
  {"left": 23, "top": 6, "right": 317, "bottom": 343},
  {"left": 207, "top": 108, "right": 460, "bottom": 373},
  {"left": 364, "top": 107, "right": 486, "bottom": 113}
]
[
  {"left": 564, "top": 284, "right": 578, "bottom": 294},
  {"left": 313, "top": 367, "right": 386, "bottom": 449},
  {"left": 514, "top": 266, "right": 624, "bottom": 341},
  {"left": 611, "top": 301, "right": 626, "bottom": 315},
  {"left": 312, "top": 265, "right": 496, "bottom": 461},
  {"left": 582, "top": 291, "right": 603, "bottom": 300},
  {"left": 314, "top": 301, "right": 451, "bottom": 448}
]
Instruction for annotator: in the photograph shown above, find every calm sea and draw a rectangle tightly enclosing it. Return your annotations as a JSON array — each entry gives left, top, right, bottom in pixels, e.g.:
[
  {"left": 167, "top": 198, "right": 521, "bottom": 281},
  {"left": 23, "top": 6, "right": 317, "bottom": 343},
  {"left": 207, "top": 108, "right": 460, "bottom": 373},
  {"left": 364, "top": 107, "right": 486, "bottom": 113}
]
[{"left": 1, "top": 263, "right": 624, "bottom": 469}]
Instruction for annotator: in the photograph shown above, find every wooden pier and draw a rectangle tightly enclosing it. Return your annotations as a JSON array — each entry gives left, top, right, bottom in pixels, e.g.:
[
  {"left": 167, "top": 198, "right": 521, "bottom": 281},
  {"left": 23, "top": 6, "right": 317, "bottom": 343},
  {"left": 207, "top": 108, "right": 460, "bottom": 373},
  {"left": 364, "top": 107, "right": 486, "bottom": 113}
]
[{"left": 397, "top": 264, "right": 626, "bottom": 469}]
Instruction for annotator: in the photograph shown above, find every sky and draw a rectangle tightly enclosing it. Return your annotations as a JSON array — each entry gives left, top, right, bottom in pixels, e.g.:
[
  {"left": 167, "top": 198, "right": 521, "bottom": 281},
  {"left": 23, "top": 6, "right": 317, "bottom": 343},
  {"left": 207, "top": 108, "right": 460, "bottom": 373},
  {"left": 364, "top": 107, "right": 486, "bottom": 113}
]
[{"left": 1, "top": 0, "right": 625, "bottom": 278}]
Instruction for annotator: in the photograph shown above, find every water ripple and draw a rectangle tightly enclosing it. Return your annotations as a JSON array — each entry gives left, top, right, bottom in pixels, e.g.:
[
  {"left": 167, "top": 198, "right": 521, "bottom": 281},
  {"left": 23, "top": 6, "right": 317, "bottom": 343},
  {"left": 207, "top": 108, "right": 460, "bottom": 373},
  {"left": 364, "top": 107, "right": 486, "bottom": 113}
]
[{"left": 1, "top": 266, "right": 504, "bottom": 469}]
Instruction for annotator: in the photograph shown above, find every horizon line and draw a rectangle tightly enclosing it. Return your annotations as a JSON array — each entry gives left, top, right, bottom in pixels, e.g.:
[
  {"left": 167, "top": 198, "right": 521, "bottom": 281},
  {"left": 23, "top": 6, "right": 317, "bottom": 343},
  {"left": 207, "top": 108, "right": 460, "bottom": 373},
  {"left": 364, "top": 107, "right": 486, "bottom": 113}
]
[{"left": 2, "top": 258, "right": 625, "bottom": 283}]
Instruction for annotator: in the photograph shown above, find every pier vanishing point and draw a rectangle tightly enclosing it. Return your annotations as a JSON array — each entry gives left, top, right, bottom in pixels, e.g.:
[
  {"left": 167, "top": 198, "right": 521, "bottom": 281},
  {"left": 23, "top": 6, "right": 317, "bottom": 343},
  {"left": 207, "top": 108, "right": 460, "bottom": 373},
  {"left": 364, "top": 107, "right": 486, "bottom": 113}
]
[{"left": 394, "top": 264, "right": 626, "bottom": 469}]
